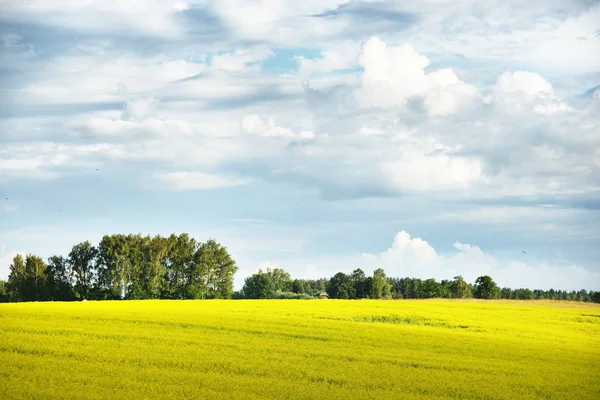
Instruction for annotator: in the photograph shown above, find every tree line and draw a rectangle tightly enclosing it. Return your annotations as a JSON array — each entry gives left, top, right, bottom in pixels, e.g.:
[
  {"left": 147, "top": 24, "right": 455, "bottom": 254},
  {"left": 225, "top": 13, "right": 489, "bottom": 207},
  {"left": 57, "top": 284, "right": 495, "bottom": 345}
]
[
  {"left": 0, "top": 233, "right": 237, "bottom": 302},
  {"left": 2, "top": 238, "right": 598, "bottom": 303},
  {"left": 236, "top": 267, "right": 600, "bottom": 302}
]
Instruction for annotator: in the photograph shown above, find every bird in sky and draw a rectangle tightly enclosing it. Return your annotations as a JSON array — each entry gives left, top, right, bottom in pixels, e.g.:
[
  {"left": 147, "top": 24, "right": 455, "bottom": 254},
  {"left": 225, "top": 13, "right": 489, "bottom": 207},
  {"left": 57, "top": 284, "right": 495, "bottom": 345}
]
[{"left": 522, "top": 250, "right": 527, "bottom": 254}]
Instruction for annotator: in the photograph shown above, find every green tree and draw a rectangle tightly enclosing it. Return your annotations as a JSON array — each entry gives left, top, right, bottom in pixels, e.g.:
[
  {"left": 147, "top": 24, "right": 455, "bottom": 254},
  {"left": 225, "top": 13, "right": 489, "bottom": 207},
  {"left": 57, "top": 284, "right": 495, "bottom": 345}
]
[
  {"left": 316, "top": 278, "right": 328, "bottom": 292},
  {"left": 123, "top": 234, "right": 146, "bottom": 299},
  {"left": 164, "top": 233, "right": 197, "bottom": 299},
  {"left": 351, "top": 269, "right": 369, "bottom": 299},
  {"left": 96, "top": 234, "right": 130, "bottom": 299},
  {"left": 473, "top": 275, "right": 500, "bottom": 299},
  {"left": 124, "top": 234, "right": 169, "bottom": 300},
  {"left": 7, "top": 254, "right": 26, "bottom": 301},
  {"left": 327, "top": 272, "right": 356, "bottom": 299},
  {"left": 46, "top": 255, "right": 75, "bottom": 301},
  {"left": 7, "top": 254, "right": 47, "bottom": 301},
  {"left": 242, "top": 270, "right": 276, "bottom": 299},
  {"left": 520, "top": 288, "right": 534, "bottom": 300},
  {"left": 144, "top": 235, "right": 170, "bottom": 298},
  {"left": 409, "top": 278, "right": 424, "bottom": 299},
  {"left": 194, "top": 239, "right": 237, "bottom": 299},
  {"left": 500, "top": 287, "right": 513, "bottom": 299},
  {"left": 371, "top": 268, "right": 391, "bottom": 299},
  {"left": 264, "top": 267, "right": 292, "bottom": 292},
  {"left": 0, "top": 280, "right": 9, "bottom": 302},
  {"left": 212, "top": 241, "right": 238, "bottom": 299},
  {"left": 449, "top": 276, "right": 471, "bottom": 298},
  {"left": 25, "top": 255, "right": 48, "bottom": 301},
  {"left": 291, "top": 279, "right": 305, "bottom": 294},
  {"left": 68, "top": 241, "right": 98, "bottom": 300},
  {"left": 422, "top": 278, "right": 444, "bottom": 298}
]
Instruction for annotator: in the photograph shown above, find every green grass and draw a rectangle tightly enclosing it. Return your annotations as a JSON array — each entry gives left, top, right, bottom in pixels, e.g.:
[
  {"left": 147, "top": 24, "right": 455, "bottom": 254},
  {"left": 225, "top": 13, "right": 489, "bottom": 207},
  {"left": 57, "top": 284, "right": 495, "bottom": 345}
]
[{"left": 1, "top": 299, "right": 599, "bottom": 399}]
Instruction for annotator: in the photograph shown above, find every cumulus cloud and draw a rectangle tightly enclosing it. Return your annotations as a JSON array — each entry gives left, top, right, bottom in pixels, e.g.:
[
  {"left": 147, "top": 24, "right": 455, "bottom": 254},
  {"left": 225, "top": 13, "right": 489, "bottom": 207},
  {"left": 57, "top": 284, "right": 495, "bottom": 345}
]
[
  {"left": 491, "top": 71, "right": 570, "bottom": 114},
  {"left": 356, "top": 37, "right": 480, "bottom": 116},
  {"left": 361, "top": 231, "right": 600, "bottom": 291},
  {"left": 3, "top": 32, "right": 596, "bottom": 202},
  {"left": 2, "top": 0, "right": 599, "bottom": 290},
  {"left": 381, "top": 150, "right": 483, "bottom": 192}
]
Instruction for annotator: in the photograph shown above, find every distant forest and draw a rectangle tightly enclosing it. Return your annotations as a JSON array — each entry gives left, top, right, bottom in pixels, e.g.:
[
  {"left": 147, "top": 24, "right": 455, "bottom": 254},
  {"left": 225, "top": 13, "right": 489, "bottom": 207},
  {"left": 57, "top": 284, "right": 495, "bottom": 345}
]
[
  {"left": 1, "top": 233, "right": 599, "bottom": 303},
  {"left": 239, "top": 267, "right": 600, "bottom": 303}
]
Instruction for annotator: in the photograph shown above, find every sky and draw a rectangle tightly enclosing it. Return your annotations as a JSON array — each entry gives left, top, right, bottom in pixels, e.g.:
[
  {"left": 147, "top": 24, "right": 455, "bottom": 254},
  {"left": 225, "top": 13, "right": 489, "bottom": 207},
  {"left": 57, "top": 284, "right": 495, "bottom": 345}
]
[{"left": 1, "top": 0, "right": 599, "bottom": 291}]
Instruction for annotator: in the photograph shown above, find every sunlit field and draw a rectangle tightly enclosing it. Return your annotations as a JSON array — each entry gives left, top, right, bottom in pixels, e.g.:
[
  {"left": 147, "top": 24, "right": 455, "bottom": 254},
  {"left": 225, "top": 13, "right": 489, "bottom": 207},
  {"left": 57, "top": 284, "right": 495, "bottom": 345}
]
[{"left": 1, "top": 299, "right": 598, "bottom": 399}]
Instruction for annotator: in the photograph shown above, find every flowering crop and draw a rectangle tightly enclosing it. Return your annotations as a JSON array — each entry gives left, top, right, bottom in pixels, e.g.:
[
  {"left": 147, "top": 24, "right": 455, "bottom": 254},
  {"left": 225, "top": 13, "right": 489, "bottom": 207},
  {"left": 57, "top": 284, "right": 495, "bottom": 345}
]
[{"left": 1, "top": 299, "right": 598, "bottom": 399}]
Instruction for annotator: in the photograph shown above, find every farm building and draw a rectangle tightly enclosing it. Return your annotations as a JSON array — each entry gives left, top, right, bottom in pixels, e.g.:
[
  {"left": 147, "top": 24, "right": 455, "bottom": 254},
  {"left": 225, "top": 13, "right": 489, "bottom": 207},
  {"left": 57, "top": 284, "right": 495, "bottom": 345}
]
[{"left": 317, "top": 291, "right": 329, "bottom": 299}]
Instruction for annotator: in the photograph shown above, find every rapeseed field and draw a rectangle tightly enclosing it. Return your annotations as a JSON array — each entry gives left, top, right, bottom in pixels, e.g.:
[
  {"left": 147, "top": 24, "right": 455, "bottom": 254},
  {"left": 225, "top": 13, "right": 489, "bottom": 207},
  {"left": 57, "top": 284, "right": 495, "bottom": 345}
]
[{"left": 1, "top": 299, "right": 598, "bottom": 399}]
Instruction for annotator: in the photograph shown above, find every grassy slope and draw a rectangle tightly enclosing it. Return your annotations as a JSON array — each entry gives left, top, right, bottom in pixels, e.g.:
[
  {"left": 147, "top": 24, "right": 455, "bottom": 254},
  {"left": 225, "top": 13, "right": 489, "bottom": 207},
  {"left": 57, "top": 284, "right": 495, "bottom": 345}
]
[{"left": 1, "top": 299, "right": 599, "bottom": 399}]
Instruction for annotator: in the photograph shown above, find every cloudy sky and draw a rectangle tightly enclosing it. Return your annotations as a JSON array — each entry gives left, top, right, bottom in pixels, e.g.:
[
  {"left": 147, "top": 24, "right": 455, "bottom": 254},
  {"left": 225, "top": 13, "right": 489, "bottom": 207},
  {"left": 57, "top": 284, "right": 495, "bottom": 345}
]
[{"left": 1, "top": 0, "right": 599, "bottom": 291}]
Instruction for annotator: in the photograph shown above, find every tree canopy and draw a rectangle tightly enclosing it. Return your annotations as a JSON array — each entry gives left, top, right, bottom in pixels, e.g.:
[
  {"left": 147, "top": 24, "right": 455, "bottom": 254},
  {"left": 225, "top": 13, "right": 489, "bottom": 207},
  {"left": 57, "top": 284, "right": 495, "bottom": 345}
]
[
  {"left": 2, "top": 237, "right": 598, "bottom": 303},
  {"left": 3, "top": 233, "right": 237, "bottom": 302}
]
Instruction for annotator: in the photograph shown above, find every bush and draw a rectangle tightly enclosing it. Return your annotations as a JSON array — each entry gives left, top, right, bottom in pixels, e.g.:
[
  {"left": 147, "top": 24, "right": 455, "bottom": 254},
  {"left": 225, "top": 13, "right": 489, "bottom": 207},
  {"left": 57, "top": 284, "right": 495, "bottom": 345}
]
[{"left": 272, "top": 290, "right": 314, "bottom": 300}]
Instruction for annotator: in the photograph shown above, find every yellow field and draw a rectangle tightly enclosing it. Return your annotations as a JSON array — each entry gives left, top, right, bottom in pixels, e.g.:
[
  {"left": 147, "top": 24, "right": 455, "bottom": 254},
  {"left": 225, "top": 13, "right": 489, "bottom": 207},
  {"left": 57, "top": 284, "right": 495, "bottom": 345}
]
[{"left": 1, "top": 300, "right": 599, "bottom": 400}]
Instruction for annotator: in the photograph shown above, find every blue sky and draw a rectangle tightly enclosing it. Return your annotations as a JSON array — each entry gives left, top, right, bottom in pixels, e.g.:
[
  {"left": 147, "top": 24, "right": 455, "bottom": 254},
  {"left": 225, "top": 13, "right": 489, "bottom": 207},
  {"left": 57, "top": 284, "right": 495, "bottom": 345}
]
[{"left": 1, "top": 0, "right": 599, "bottom": 290}]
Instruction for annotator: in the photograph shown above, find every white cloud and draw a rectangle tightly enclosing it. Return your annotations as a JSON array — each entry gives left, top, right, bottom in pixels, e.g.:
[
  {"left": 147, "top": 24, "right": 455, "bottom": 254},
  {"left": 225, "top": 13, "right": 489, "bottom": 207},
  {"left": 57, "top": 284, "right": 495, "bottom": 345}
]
[
  {"left": 520, "top": 5, "right": 600, "bottom": 72},
  {"left": 424, "top": 69, "right": 480, "bottom": 116},
  {"left": 0, "top": 142, "right": 109, "bottom": 181},
  {"left": 2, "top": 0, "right": 600, "bottom": 290},
  {"left": 5, "top": 31, "right": 596, "bottom": 201},
  {"left": 18, "top": 56, "right": 208, "bottom": 105},
  {"left": 356, "top": 37, "right": 479, "bottom": 116},
  {"left": 361, "top": 230, "right": 600, "bottom": 291},
  {"left": 296, "top": 42, "right": 359, "bottom": 77},
  {"left": 404, "top": 1, "right": 600, "bottom": 73},
  {"left": 381, "top": 150, "right": 483, "bottom": 192},
  {"left": 491, "top": 71, "right": 570, "bottom": 114},
  {"left": 494, "top": 261, "right": 600, "bottom": 291},
  {"left": 153, "top": 171, "right": 251, "bottom": 190},
  {"left": 2, "top": 0, "right": 190, "bottom": 37},
  {"left": 82, "top": 117, "right": 193, "bottom": 139},
  {"left": 241, "top": 114, "right": 314, "bottom": 139},
  {"left": 122, "top": 98, "right": 158, "bottom": 121},
  {"left": 210, "top": 0, "right": 347, "bottom": 44}
]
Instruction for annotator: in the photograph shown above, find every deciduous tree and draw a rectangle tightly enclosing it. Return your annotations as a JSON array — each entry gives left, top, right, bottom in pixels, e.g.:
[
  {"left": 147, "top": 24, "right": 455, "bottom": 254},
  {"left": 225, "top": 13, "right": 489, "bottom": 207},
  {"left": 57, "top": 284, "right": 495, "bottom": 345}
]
[
  {"left": 68, "top": 241, "right": 98, "bottom": 300},
  {"left": 473, "top": 275, "right": 500, "bottom": 299}
]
